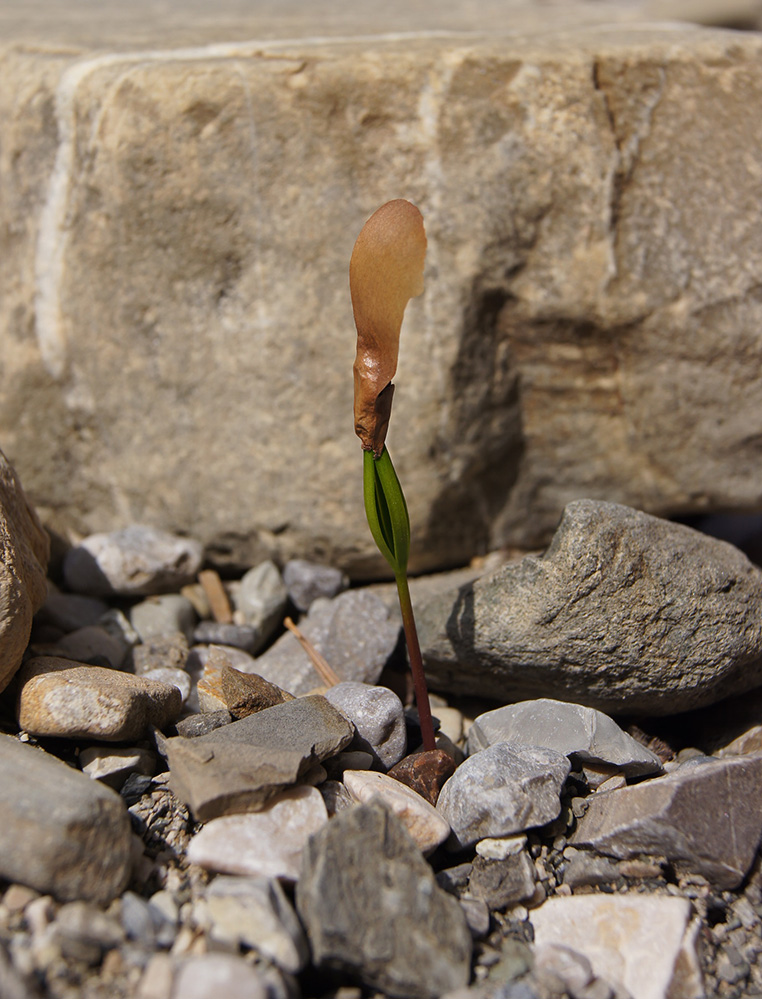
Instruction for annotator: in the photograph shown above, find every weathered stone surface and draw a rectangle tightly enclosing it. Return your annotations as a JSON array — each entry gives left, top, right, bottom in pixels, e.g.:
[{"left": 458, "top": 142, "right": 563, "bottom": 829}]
[
  {"left": 16, "top": 656, "right": 182, "bottom": 740},
  {"left": 571, "top": 753, "right": 762, "bottom": 889},
  {"left": 296, "top": 801, "right": 471, "bottom": 998},
  {"left": 253, "top": 590, "right": 400, "bottom": 695},
  {"left": 531, "top": 895, "right": 704, "bottom": 999},
  {"left": 283, "top": 559, "right": 348, "bottom": 611},
  {"left": 468, "top": 698, "right": 663, "bottom": 777},
  {"left": 5, "top": 17, "right": 762, "bottom": 575},
  {"left": 79, "top": 745, "right": 156, "bottom": 790},
  {"left": 197, "top": 661, "right": 294, "bottom": 719},
  {"left": 0, "top": 734, "right": 131, "bottom": 903},
  {"left": 418, "top": 501, "right": 762, "bottom": 715},
  {"left": 130, "top": 632, "right": 190, "bottom": 674},
  {"left": 325, "top": 681, "right": 407, "bottom": 768},
  {"left": 387, "top": 748, "right": 457, "bottom": 805},
  {"left": 170, "top": 954, "right": 268, "bottom": 999},
  {"left": 205, "top": 875, "right": 308, "bottom": 972},
  {"left": 186, "top": 786, "right": 329, "bottom": 880},
  {"left": 166, "top": 694, "right": 352, "bottom": 819},
  {"left": 343, "top": 769, "right": 451, "bottom": 854},
  {"left": 437, "top": 743, "right": 571, "bottom": 849},
  {"left": 130, "top": 595, "right": 197, "bottom": 642},
  {"left": 62, "top": 527, "right": 202, "bottom": 597},
  {"left": 467, "top": 852, "right": 537, "bottom": 910},
  {"left": 0, "top": 451, "right": 49, "bottom": 693},
  {"left": 233, "top": 561, "right": 288, "bottom": 646}
]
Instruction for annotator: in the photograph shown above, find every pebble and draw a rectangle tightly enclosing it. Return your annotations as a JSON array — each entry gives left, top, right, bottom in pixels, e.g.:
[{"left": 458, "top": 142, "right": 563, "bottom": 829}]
[
  {"left": 343, "top": 769, "right": 451, "bottom": 854},
  {"left": 197, "top": 661, "right": 293, "bottom": 719},
  {"left": 141, "top": 667, "right": 191, "bottom": 704},
  {"left": 467, "top": 852, "right": 537, "bottom": 910},
  {"left": 131, "top": 594, "right": 197, "bottom": 642},
  {"left": 467, "top": 698, "right": 663, "bottom": 777},
  {"left": 0, "top": 733, "right": 131, "bottom": 904},
  {"left": 387, "top": 748, "right": 457, "bottom": 805},
  {"left": 186, "top": 786, "right": 329, "bottom": 881},
  {"left": 130, "top": 633, "right": 190, "bottom": 675},
  {"left": 56, "top": 900, "right": 124, "bottom": 963},
  {"left": 205, "top": 874, "right": 308, "bottom": 972},
  {"left": 324, "top": 681, "right": 407, "bottom": 768},
  {"left": 282, "top": 558, "right": 348, "bottom": 611},
  {"left": 63, "top": 526, "right": 203, "bottom": 597},
  {"left": 36, "top": 589, "right": 109, "bottom": 633},
  {"left": 296, "top": 800, "right": 472, "bottom": 999},
  {"left": 475, "top": 835, "right": 528, "bottom": 860},
  {"left": 436, "top": 743, "right": 571, "bottom": 849},
  {"left": 530, "top": 894, "right": 704, "bottom": 999},
  {"left": 571, "top": 753, "right": 762, "bottom": 889},
  {"left": 79, "top": 746, "right": 157, "bottom": 790},
  {"left": 193, "top": 620, "right": 260, "bottom": 652},
  {"left": 16, "top": 657, "right": 182, "bottom": 741},
  {"left": 169, "top": 954, "right": 269, "bottom": 999},
  {"left": 174, "top": 710, "right": 231, "bottom": 737},
  {"left": 252, "top": 589, "right": 400, "bottom": 695},
  {"left": 166, "top": 694, "right": 353, "bottom": 820},
  {"left": 53, "top": 624, "right": 130, "bottom": 668},
  {"left": 234, "top": 560, "right": 288, "bottom": 643}
]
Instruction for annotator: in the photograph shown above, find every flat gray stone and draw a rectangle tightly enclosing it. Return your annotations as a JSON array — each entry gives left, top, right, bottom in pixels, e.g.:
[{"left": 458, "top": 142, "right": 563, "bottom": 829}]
[
  {"left": 130, "top": 594, "right": 197, "bottom": 642},
  {"left": 170, "top": 954, "right": 268, "bottom": 999},
  {"left": 296, "top": 801, "right": 472, "bottom": 999},
  {"left": 205, "top": 875, "right": 308, "bottom": 973},
  {"left": 16, "top": 656, "right": 183, "bottom": 740},
  {"left": 0, "top": 734, "right": 131, "bottom": 903},
  {"left": 467, "top": 698, "right": 663, "bottom": 777},
  {"left": 166, "top": 694, "right": 353, "bottom": 819},
  {"left": 0, "top": 451, "right": 49, "bottom": 693},
  {"left": 325, "top": 681, "right": 407, "bottom": 768},
  {"left": 234, "top": 561, "right": 288, "bottom": 647},
  {"left": 130, "top": 632, "right": 190, "bottom": 674},
  {"left": 467, "top": 851, "right": 537, "bottom": 910},
  {"left": 418, "top": 501, "right": 762, "bottom": 715},
  {"left": 62, "top": 526, "right": 202, "bottom": 597},
  {"left": 51, "top": 624, "right": 130, "bottom": 668},
  {"left": 253, "top": 590, "right": 400, "bottom": 695},
  {"left": 437, "top": 743, "right": 571, "bottom": 849},
  {"left": 571, "top": 753, "right": 762, "bottom": 889},
  {"left": 283, "top": 559, "right": 348, "bottom": 611}
]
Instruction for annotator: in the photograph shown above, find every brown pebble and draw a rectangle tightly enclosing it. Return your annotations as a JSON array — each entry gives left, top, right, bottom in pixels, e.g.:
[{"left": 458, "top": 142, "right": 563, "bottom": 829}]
[
  {"left": 220, "top": 664, "right": 295, "bottom": 718},
  {"left": 387, "top": 749, "right": 456, "bottom": 805}
]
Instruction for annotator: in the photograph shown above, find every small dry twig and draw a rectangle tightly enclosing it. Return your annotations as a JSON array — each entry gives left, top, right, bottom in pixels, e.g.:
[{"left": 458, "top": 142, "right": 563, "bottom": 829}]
[
  {"left": 198, "top": 569, "right": 233, "bottom": 624},
  {"left": 283, "top": 616, "right": 341, "bottom": 687}
]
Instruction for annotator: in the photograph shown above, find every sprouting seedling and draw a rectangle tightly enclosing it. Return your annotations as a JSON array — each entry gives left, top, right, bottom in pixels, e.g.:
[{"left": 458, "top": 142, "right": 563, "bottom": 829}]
[{"left": 350, "top": 199, "right": 437, "bottom": 753}]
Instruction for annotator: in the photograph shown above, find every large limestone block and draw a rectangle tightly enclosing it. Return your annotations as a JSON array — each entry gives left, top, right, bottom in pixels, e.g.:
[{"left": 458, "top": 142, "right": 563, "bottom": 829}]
[
  {"left": 0, "top": 451, "right": 49, "bottom": 693},
  {"left": 3, "top": 11, "right": 762, "bottom": 574}
]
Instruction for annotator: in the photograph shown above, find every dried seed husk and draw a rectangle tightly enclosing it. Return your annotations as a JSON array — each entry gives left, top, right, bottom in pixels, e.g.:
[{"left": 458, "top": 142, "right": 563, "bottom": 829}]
[{"left": 350, "top": 199, "right": 427, "bottom": 456}]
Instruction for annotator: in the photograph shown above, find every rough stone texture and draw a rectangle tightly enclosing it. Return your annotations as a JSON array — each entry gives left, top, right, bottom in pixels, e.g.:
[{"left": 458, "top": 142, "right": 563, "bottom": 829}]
[
  {"left": 418, "top": 501, "right": 762, "bottom": 715},
  {"left": 467, "top": 698, "right": 663, "bottom": 777},
  {"left": 387, "top": 748, "right": 457, "bottom": 805},
  {"left": 186, "top": 786, "right": 329, "bottom": 880},
  {"left": 0, "top": 451, "right": 49, "bottom": 693},
  {"left": 0, "top": 733, "right": 132, "bottom": 904},
  {"left": 63, "top": 528, "right": 203, "bottom": 597},
  {"left": 530, "top": 895, "right": 704, "bottom": 999},
  {"left": 283, "top": 559, "right": 348, "bottom": 611},
  {"left": 343, "top": 769, "right": 451, "bottom": 854},
  {"left": 233, "top": 561, "right": 288, "bottom": 644},
  {"left": 5, "top": 12, "right": 762, "bottom": 576},
  {"left": 436, "top": 743, "right": 571, "bottom": 849},
  {"left": 16, "top": 656, "right": 183, "bottom": 740},
  {"left": 324, "top": 681, "right": 407, "bottom": 768},
  {"left": 467, "top": 851, "right": 537, "bottom": 909},
  {"left": 130, "top": 595, "right": 197, "bottom": 642},
  {"left": 296, "top": 801, "right": 472, "bottom": 999},
  {"left": 571, "top": 753, "right": 762, "bottom": 889},
  {"left": 205, "top": 875, "right": 308, "bottom": 973},
  {"left": 166, "top": 694, "right": 352, "bottom": 819},
  {"left": 253, "top": 590, "right": 400, "bottom": 695}
]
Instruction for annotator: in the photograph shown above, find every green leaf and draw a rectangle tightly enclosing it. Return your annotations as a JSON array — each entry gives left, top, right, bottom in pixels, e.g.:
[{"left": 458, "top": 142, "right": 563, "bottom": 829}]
[{"left": 363, "top": 446, "right": 410, "bottom": 575}]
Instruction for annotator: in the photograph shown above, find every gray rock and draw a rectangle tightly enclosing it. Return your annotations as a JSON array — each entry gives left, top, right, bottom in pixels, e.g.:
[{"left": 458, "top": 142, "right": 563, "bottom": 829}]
[
  {"left": 325, "top": 681, "right": 407, "bottom": 768},
  {"left": 193, "top": 621, "right": 259, "bottom": 652},
  {"left": 561, "top": 852, "right": 623, "bottom": 890},
  {"left": 205, "top": 875, "right": 308, "bottom": 973},
  {"left": 120, "top": 890, "right": 176, "bottom": 948},
  {"left": 253, "top": 590, "right": 400, "bottom": 695},
  {"left": 467, "top": 852, "right": 537, "bottom": 910},
  {"left": 170, "top": 954, "right": 268, "bottom": 999},
  {"left": 571, "top": 753, "right": 762, "bottom": 889},
  {"left": 283, "top": 559, "right": 348, "bottom": 612},
  {"left": 0, "top": 733, "right": 131, "bottom": 903},
  {"left": 52, "top": 624, "right": 129, "bottom": 668},
  {"left": 55, "top": 900, "right": 124, "bottom": 963},
  {"left": 0, "top": 451, "right": 49, "bottom": 693},
  {"left": 418, "top": 501, "right": 762, "bottom": 715},
  {"left": 296, "top": 801, "right": 472, "bottom": 999},
  {"left": 36, "top": 590, "right": 109, "bottom": 633},
  {"left": 62, "top": 526, "right": 202, "bottom": 597},
  {"left": 437, "top": 743, "right": 571, "bottom": 849},
  {"left": 467, "top": 699, "right": 663, "bottom": 778},
  {"left": 79, "top": 745, "right": 156, "bottom": 790},
  {"left": 175, "top": 709, "right": 232, "bottom": 737},
  {"left": 166, "top": 694, "right": 353, "bottom": 819},
  {"left": 235, "top": 561, "right": 288, "bottom": 645},
  {"left": 141, "top": 667, "right": 191, "bottom": 704},
  {"left": 16, "top": 656, "right": 183, "bottom": 740},
  {"left": 131, "top": 633, "right": 190, "bottom": 674},
  {"left": 130, "top": 594, "right": 197, "bottom": 642}
]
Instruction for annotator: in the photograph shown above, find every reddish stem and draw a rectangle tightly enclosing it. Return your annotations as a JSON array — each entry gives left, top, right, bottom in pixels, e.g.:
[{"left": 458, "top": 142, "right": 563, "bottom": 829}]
[{"left": 395, "top": 572, "right": 437, "bottom": 752}]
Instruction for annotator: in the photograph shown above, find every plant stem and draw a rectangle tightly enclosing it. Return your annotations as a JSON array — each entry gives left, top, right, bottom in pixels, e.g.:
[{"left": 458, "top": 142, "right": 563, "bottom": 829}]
[{"left": 395, "top": 570, "right": 437, "bottom": 752}]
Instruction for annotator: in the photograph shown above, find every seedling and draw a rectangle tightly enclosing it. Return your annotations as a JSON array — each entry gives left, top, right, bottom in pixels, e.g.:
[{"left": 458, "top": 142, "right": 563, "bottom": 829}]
[{"left": 350, "top": 199, "right": 436, "bottom": 753}]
